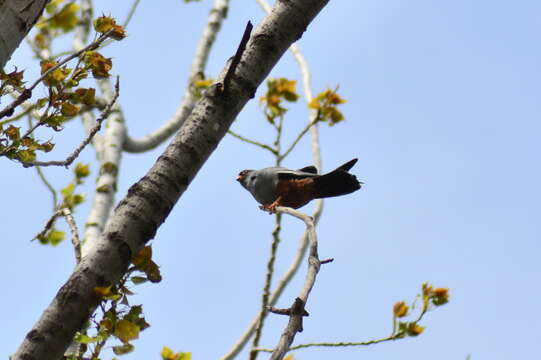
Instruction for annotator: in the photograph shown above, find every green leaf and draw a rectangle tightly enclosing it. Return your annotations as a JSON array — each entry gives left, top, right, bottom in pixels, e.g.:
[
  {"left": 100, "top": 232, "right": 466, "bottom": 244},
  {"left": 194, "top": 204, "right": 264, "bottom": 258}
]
[
  {"left": 74, "top": 332, "right": 96, "bottom": 344},
  {"left": 17, "top": 149, "right": 36, "bottom": 162},
  {"left": 74, "top": 163, "right": 90, "bottom": 178},
  {"left": 112, "top": 343, "right": 134, "bottom": 355},
  {"left": 131, "top": 276, "right": 148, "bottom": 285},
  {"left": 48, "top": 229, "right": 65, "bottom": 245},
  {"left": 61, "top": 182, "right": 75, "bottom": 198}
]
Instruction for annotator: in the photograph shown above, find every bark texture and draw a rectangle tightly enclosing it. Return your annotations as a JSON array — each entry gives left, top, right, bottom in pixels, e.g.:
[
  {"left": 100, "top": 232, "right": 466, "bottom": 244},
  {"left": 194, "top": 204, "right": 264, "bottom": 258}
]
[
  {"left": 0, "top": 0, "right": 49, "bottom": 69},
  {"left": 11, "top": 1, "right": 330, "bottom": 359}
]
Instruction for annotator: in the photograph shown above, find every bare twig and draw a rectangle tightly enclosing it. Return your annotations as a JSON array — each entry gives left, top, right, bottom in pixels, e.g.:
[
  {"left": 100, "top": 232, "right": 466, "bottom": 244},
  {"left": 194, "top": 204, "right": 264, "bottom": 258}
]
[
  {"left": 122, "top": 0, "right": 141, "bottom": 28},
  {"left": 227, "top": 130, "right": 278, "bottom": 155},
  {"left": 278, "top": 116, "right": 319, "bottom": 162},
  {"left": 0, "top": 104, "right": 38, "bottom": 125},
  {"left": 62, "top": 208, "right": 82, "bottom": 264},
  {"left": 0, "top": 30, "right": 113, "bottom": 121},
  {"left": 253, "top": 337, "right": 400, "bottom": 353},
  {"left": 33, "top": 207, "right": 82, "bottom": 263},
  {"left": 21, "top": 77, "right": 120, "bottom": 168},
  {"left": 267, "top": 206, "right": 321, "bottom": 360},
  {"left": 223, "top": 21, "right": 254, "bottom": 94},
  {"left": 35, "top": 165, "right": 58, "bottom": 210},
  {"left": 268, "top": 303, "right": 309, "bottom": 317},
  {"left": 33, "top": 209, "right": 63, "bottom": 242},
  {"left": 255, "top": 294, "right": 435, "bottom": 354},
  {"left": 250, "top": 213, "right": 282, "bottom": 360}
]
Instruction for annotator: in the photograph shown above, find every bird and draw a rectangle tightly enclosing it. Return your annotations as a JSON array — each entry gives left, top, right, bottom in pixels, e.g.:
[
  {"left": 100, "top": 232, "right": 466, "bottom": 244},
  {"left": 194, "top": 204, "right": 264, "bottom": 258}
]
[{"left": 236, "top": 158, "right": 362, "bottom": 212}]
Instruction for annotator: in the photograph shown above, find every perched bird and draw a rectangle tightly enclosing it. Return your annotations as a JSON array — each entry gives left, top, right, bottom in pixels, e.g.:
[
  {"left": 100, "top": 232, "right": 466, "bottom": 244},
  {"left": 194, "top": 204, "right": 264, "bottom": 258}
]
[{"left": 237, "top": 158, "right": 362, "bottom": 211}]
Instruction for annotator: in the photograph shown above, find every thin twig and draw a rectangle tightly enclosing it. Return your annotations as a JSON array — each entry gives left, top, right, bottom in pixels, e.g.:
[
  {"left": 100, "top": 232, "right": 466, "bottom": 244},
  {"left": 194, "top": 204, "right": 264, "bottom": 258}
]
[
  {"left": 250, "top": 213, "right": 282, "bottom": 360},
  {"left": 35, "top": 165, "right": 58, "bottom": 210},
  {"left": 0, "top": 30, "right": 114, "bottom": 121},
  {"left": 267, "top": 206, "right": 321, "bottom": 360},
  {"left": 223, "top": 21, "right": 253, "bottom": 94},
  {"left": 256, "top": 303, "right": 433, "bottom": 353},
  {"left": 0, "top": 104, "right": 37, "bottom": 125},
  {"left": 278, "top": 116, "right": 319, "bottom": 162},
  {"left": 268, "top": 305, "right": 309, "bottom": 317},
  {"left": 253, "top": 337, "right": 401, "bottom": 353},
  {"left": 227, "top": 130, "right": 278, "bottom": 155},
  {"left": 33, "top": 209, "right": 63, "bottom": 242},
  {"left": 122, "top": 0, "right": 141, "bottom": 28},
  {"left": 62, "top": 208, "right": 82, "bottom": 264},
  {"left": 21, "top": 77, "right": 120, "bottom": 168}
]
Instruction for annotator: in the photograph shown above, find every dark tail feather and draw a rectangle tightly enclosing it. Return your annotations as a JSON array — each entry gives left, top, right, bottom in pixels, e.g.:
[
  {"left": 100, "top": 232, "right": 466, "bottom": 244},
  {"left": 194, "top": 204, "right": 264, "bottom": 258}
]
[
  {"left": 336, "top": 158, "right": 358, "bottom": 172},
  {"left": 313, "top": 161, "right": 361, "bottom": 199}
]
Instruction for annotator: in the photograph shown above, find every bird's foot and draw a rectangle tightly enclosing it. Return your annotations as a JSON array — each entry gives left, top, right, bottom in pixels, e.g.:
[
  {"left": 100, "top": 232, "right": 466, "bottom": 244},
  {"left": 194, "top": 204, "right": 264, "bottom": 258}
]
[{"left": 260, "top": 202, "right": 278, "bottom": 213}]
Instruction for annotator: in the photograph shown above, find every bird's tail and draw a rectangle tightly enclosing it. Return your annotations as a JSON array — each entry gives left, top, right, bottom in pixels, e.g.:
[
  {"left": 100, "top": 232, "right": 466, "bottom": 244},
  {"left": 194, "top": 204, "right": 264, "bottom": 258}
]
[{"left": 313, "top": 159, "right": 362, "bottom": 199}]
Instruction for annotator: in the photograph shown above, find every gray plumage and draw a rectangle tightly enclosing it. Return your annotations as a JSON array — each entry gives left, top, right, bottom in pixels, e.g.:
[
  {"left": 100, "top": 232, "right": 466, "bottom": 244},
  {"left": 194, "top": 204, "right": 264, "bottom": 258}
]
[{"left": 237, "top": 158, "right": 361, "bottom": 208}]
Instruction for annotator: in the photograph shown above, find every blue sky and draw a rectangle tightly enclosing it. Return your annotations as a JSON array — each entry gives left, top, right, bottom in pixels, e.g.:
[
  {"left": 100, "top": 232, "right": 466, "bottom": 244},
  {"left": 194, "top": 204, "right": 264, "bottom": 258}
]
[{"left": 3, "top": 1, "right": 541, "bottom": 359}]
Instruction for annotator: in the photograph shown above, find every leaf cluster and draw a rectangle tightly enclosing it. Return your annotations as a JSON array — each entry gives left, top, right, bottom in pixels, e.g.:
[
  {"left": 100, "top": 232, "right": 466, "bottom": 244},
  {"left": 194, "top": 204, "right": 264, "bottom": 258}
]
[
  {"left": 260, "top": 77, "right": 299, "bottom": 124},
  {"left": 391, "top": 282, "right": 450, "bottom": 338},
  {"left": 309, "top": 88, "right": 347, "bottom": 125},
  {"left": 71, "top": 246, "right": 162, "bottom": 358}
]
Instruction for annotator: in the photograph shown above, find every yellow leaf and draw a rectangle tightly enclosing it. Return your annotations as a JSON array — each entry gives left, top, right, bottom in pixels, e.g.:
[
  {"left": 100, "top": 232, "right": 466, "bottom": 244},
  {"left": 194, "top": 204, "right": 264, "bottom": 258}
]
[
  {"left": 115, "top": 319, "right": 140, "bottom": 343},
  {"left": 308, "top": 97, "right": 319, "bottom": 109},
  {"left": 40, "top": 60, "right": 71, "bottom": 86},
  {"left": 99, "top": 318, "right": 113, "bottom": 332},
  {"left": 93, "top": 15, "right": 116, "bottom": 33},
  {"left": 5, "top": 125, "right": 20, "bottom": 140},
  {"left": 60, "top": 101, "right": 80, "bottom": 116},
  {"left": 75, "top": 163, "right": 90, "bottom": 178},
  {"left": 393, "top": 301, "right": 409, "bottom": 318},
  {"left": 161, "top": 346, "right": 174, "bottom": 359},
  {"left": 49, "top": 3, "right": 80, "bottom": 32},
  {"left": 83, "top": 51, "right": 112, "bottom": 78},
  {"left": 133, "top": 246, "right": 152, "bottom": 266},
  {"left": 406, "top": 322, "right": 424, "bottom": 336},
  {"left": 94, "top": 286, "right": 112, "bottom": 297}
]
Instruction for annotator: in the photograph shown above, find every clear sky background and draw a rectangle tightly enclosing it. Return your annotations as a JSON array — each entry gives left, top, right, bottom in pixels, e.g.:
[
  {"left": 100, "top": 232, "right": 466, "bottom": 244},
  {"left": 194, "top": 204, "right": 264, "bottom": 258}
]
[{"left": 3, "top": 1, "right": 540, "bottom": 359}]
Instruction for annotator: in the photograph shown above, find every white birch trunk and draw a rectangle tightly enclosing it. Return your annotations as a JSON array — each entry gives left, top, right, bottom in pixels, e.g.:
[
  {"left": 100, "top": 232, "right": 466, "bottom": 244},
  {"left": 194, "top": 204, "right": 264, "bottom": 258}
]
[{"left": 0, "top": 0, "right": 49, "bottom": 69}]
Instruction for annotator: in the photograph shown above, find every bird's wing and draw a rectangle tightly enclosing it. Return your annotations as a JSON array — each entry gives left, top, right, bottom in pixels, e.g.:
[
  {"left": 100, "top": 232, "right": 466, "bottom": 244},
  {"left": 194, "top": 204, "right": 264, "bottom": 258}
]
[
  {"left": 297, "top": 165, "right": 318, "bottom": 174},
  {"left": 277, "top": 169, "right": 318, "bottom": 180}
]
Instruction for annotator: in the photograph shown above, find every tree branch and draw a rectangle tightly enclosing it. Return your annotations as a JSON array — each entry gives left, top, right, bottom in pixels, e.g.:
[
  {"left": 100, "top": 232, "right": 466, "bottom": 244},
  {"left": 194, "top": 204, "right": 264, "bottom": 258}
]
[
  {"left": 223, "top": 21, "right": 253, "bottom": 94},
  {"left": 122, "top": 0, "right": 230, "bottom": 152},
  {"left": 268, "top": 206, "right": 321, "bottom": 360}
]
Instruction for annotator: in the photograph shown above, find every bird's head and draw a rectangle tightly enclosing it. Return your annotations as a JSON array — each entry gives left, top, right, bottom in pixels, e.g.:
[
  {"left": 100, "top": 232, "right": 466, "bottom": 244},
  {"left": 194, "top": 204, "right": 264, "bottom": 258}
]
[{"left": 236, "top": 169, "right": 257, "bottom": 190}]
